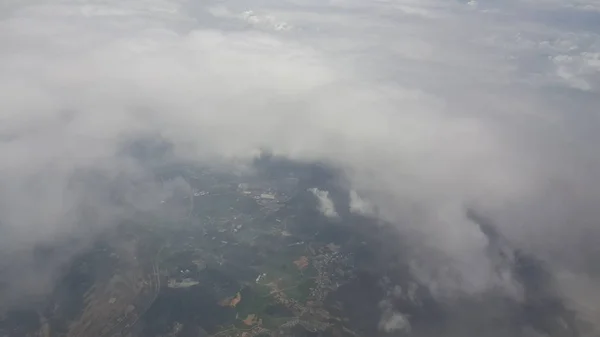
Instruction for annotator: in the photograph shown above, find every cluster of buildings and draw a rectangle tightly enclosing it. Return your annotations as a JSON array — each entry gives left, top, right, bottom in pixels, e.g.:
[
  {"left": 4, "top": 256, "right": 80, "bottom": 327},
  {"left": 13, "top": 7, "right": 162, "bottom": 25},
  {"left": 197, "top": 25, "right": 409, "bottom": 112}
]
[
  {"left": 310, "top": 250, "right": 355, "bottom": 303},
  {"left": 236, "top": 183, "right": 288, "bottom": 213}
]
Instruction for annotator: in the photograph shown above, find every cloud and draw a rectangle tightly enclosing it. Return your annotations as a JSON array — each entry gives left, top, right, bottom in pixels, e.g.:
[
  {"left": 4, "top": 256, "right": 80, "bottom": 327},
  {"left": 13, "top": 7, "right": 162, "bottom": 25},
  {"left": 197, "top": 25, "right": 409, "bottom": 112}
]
[
  {"left": 378, "top": 311, "right": 411, "bottom": 333},
  {"left": 308, "top": 188, "right": 340, "bottom": 219},
  {"left": 1, "top": 0, "right": 600, "bottom": 331},
  {"left": 349, "top": 190, "right": 373, "bottom": 215},
  {"left": 208, "top": 6, "right": 293, "bottom": 32},
  {"left": 377, "top": 280, "right": 412, "bottom": 334}
]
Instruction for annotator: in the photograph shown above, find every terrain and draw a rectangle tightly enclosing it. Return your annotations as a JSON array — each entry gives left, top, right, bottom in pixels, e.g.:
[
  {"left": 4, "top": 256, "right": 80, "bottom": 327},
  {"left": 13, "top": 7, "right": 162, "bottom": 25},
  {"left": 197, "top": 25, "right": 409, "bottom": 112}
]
[{"left": 0, "top": 155, "right": 593, "bottom": 337}]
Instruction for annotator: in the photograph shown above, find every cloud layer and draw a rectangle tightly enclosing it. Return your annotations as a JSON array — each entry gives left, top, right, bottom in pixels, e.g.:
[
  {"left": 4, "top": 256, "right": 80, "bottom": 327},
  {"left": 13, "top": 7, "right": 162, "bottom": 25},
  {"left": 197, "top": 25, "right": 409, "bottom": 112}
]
[{"left": 1, "top": 0, "right": 600, "bottom": 327}]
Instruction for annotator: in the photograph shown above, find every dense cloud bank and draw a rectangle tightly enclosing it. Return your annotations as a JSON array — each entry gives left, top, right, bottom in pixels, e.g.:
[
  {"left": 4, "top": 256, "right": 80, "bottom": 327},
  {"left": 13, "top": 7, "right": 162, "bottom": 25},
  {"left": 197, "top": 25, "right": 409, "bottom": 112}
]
[{"left": 1, "top": 0, "right": 599, "bottom": 332}]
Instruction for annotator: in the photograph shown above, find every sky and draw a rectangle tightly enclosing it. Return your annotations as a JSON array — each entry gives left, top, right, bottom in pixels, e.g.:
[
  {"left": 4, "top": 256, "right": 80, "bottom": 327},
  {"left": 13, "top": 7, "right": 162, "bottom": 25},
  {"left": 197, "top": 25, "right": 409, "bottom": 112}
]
[{"left": 1, "top": 0, "right": 600, "bottom": 330}]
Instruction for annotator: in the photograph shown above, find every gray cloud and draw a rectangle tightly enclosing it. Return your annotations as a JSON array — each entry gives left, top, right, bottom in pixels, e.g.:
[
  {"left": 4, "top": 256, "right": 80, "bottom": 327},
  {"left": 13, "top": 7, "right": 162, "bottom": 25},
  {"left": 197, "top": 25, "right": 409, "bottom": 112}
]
[{"left": 1, "top": 0, "right": 600, "bottom": 330}]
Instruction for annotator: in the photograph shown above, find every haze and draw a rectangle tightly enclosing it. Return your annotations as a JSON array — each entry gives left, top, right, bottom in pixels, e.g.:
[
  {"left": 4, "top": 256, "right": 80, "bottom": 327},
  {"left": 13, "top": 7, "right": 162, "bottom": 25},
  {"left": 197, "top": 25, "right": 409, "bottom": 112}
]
[{"left": 1, "top": 0, "right": 599, "bottom": 332}]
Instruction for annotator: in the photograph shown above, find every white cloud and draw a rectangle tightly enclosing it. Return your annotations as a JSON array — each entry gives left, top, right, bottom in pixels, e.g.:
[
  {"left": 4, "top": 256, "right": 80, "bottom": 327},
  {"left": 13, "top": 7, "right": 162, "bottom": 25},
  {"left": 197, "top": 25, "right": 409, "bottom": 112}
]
[
  {"left": 551, "top": 51, "right": 600, "bottom": 90},
  {"left": 349, "top": 190, "right": 372, "bottom": 215},
  {"left": 308, "top": 188, "right": 339, "bottom": 219},
  {"left": 378, "top": 283, "right": 412, "bottom": 333},
  {"left": 0, "top": 0, "right": 600, "bottom": 326},
  {"left": 379, "top": 311, "right": 411, "bottom": 333},
  {"left": 209, "top": 6, "right": 293, "bottom": 32}
]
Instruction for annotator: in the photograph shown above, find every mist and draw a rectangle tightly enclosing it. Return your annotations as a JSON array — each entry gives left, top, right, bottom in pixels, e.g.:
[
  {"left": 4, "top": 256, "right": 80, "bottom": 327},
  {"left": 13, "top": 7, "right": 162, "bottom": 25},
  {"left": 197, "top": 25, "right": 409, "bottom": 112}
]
[{"left": 1, "top": 0, "right": 599, "bottom": 332}]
